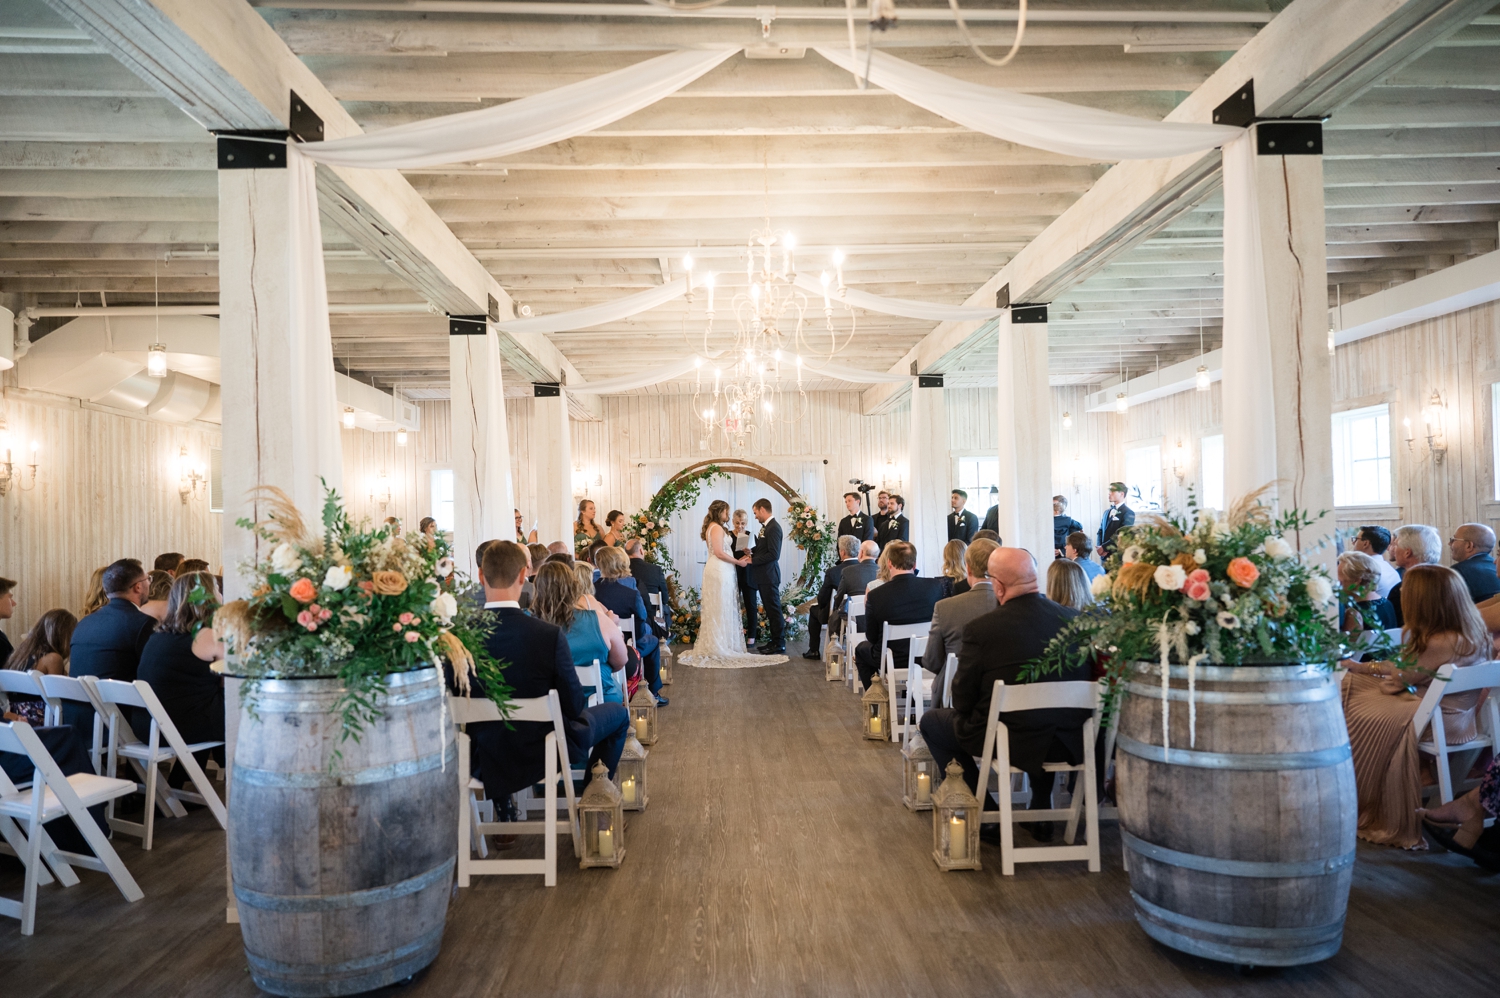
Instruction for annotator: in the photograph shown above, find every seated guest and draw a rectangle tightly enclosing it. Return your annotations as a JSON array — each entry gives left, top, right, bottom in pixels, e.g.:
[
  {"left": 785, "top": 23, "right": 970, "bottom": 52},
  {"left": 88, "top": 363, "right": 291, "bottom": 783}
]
[
  {"left": 66, "top": 558, "right": 154, "bottom": 730},
  {"left": 867, "top": 545, "right": 893, "bottom": 594},
  {"left": 1063, "top": 531, "right": 1104, "bottom": 583},
  {"left": 81, "top": 565, "right": 108, "bottom": 616},
  {"left": 853, "top": 541, "right": 944, "bottom": 689},
  {"left": 546, "top": 540, "right": 571, "bottom": 557},
  {"left": 180, "top": 558, "right": 210, "bottom": 574},
  {"left": 461, "top": 541, "right": 629, "bottom": 811},
  {"left": 1341, "top": 564, "right": 1490, "bottom": 848},
  {"left": 520, "top": 543, "right": 549, "bottom": 610},
  {"left": 584, "top": 538, "right": 609, "bottom": 567},
  {"left": 1389, "top": 524, "right": 1441, "bottom": 626},
  {"left": 626, "top": 539, "right": 669, "bottom": 646},
  {"left": 154, "top": 552, "right": 184, "bottom": 577},
  {"left": 1339, "top": 551, "right": 1397, "bottom": 632},
  {"left": 1046, "top": 558, "right": 1094, "bottom": 611},
  {"left": 543, "top": 551, "right": 574, "bottom": 567},
  {"left": 828, "top": 540, "right": 880, "bottom": 637},
  {"left": 0, "top": 576, "right": 14, "bottom": 664},
  {"left": 1353, "top": 525, "right": 1401, "bottom": 598},
  {"left": 804, "top": 535, "right": 860, "bottom": 660},
  {"left": 920, "top": 547, "right": 1090, "bottom": 841},
  {"left": 461, "top": 540, "right": 497, "bottom": 611},
  {"left": 601, "top": 509, "right": 629, "bottom": 548},
  {"left": 532, "top": 561, "right": 628, "bottom": 704},
  {"left": 594, "top": 547, "right": 666, "bottom": 706},
  {"left": 941, "top": 540, "right": 968, "bottom": 598},
  {"left": 133, "top": 572, "right": 226, "bottom": 756},
  {"left": 1419, "top": 756, "right": 1500, "bottom": 870},
  {"left": 1052, "top": 495, "right": 1082, "bottom": 559},
  {"left": 140, "top": 570, "right": 174, "bottom": 623},
  {"left": 972, "top": 529, "right": 1001, "bottom": 545},
  {"left": 1448, "top": 523, "right": 1500, "bottom": 602},
  {"left": 923, "top": 539, "right": 999, "bottom": 688},
  {"left": 2, "top": 608, "right": 76, "bottom": 726}
]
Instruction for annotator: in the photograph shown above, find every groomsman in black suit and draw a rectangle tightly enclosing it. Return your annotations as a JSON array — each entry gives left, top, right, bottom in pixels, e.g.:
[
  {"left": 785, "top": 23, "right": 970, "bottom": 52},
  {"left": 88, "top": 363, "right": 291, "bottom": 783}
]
[
  {"left": 749, "top": 499, "right": 785, "bottom": 654},
  {"left": 1096, "top": 481, "right": 1136, "bottom": 559},
  {"left": 837, "top": 492, "right": 874, "bottom": 544},
  {"left": 876, "top": 494, "right": 910, "bottom": 550},
  {"left": 948, "top": 490, "right": 978, "bottom": 543}
]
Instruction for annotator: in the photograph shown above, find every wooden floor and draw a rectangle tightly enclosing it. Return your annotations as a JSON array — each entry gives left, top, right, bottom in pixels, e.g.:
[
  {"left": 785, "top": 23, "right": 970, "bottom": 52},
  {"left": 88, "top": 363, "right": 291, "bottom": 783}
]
[{"left": 3, "top": 642, "right": 1498, "bottom": 997}]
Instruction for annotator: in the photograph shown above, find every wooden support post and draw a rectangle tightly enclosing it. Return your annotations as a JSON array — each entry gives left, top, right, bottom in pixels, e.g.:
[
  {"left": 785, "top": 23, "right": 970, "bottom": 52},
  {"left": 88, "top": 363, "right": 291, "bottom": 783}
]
[
  {"left": 532, "top": 389, "right": 574, "bottom": 549},
  {"left": 451, "top": 325, "right": 517, "bottom": 576},
  {"left": 907, "top": 378, "right": 949, "bottom": 576},
  {"left": 995, "top": 309, "right": 1053, "bottom": 558}
]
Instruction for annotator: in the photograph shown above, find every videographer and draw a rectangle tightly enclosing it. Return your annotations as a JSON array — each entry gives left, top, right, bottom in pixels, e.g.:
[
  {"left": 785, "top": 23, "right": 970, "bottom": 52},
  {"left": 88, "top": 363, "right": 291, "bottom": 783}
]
[{"left": 837, "top": 491, "right": 874, "bottom": 544}]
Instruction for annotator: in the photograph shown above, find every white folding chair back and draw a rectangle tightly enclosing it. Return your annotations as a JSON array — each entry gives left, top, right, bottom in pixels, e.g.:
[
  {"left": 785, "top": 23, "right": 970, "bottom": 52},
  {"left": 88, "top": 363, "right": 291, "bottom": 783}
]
[
  {"left": 1412, "top": 660, "right": 1500, "bottom": 804},
  {"left": 35, "top": 674, "right": 107, "bottom": 771},
  {"left": 942, "top": 653, "right": 958, "bottom": 708},
  {"left": 617, "top": 617, "right": 635, "bottom": 646},
  {"left": 879, "top": 621, "right": 931, "bottom": 742},
  {"left": 648, "top": 592, "right": 667, "bottom": 638},
  {"left": 611, "top": 668, "right": 627, "bottom": 705},
  {"left": 87, "top": 678, "right": 228, "bottom": 848},
  {"left": 843, "top": 596, "right": 867, "bottom": 691},
  {"left": 0, "top": 669, "right": 46, "bottom": 702},
  {"left": 975, "top": 679, "right": 1102, "bottom": 875},
  {"left": 575, "top": 660, "right": 604, "bottom": 708},
  {"left": 0, "top": 721, "right": 142, "bottom": 934},
  {"left": 452, "top": 691, "right": 578, "bottom": 887}
]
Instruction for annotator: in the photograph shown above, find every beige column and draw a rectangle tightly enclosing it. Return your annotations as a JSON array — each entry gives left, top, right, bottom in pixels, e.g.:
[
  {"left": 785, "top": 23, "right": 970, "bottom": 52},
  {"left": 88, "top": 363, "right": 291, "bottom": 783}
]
[
  {"left": 1221, "top": 128, "right": 1333, "bottom": 553},
  {"left": 531, "top": 387, "right": 574, "bottom": 549},
  {"left": 995, "top": 309, "right": 1053, "bottom": 560},
  {"left": 450, "top": 323, "right": 516, "bottom": 576},
  {"left": 907, "top": 377, "right": 950, "bottom": 576}
]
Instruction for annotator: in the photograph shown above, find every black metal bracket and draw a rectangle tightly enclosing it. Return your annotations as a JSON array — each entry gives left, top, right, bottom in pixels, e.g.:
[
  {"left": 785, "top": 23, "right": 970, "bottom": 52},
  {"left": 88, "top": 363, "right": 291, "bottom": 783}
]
[
  {"left": 487, "top": 294, "right": 501, "bottom": 322},
  {"left": 216, "top": 130, "right": 288, "bottom": 170},
  {"left": 1213, "top": 81, "right": 1256, "bottom": 128},
  {"left": 448, "top": 314, "right": 487, "bottom": 336},
  {"left": 533, "top": 383, "right": 561, "bottom": 398},
  {"left": 1011, "top": 303, "right": 1048, "bottom": 324},
  {"left": 917, "top": 375, "right": 944, "bottom": 389},
  {"left": 289, "top": 90, "right": 325, "bottom": 143},
  {"left": 994, "top": 283, "right": 1010, "bottom": 310},
  {"left": 1257, "top": 120, "right": 1323, "bottom": 156}
]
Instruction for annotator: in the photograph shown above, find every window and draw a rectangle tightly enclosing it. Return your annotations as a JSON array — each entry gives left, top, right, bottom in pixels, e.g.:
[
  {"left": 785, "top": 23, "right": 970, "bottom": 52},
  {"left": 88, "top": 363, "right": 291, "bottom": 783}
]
[
  {"left": 1199, "top": 435, "right": 1224, "bottom": 511},
  {"left": 1331, "top": 403, "right": 1391, "bottom": 506},
  {"left": 955, "top": 456, "right": 1000, "bottom": 513},
  {"left": 1124, "top": 444, "right": 1162, "bottom": 513},
  {"left": 430, "top": 469, "right": 455, "bottom": 531}
]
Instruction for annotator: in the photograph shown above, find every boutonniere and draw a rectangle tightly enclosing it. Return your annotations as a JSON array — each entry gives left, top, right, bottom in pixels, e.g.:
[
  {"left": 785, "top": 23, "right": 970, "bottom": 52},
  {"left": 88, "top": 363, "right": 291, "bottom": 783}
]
[{"left": 757, "top": 527, "right": 766, "bottom": 538}]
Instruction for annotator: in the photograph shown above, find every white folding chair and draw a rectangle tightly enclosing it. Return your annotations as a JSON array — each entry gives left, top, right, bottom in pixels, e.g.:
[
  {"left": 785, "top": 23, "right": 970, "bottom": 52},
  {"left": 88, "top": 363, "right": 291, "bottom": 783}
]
[
  {"left": 0, "top": 670, "right": 48, "bottom": 733},
  {"left": 941, "top": 653, "right": 958, "bottom": 708},
  {"left": 87, "top": 678, "right": 228, "bottom": 849},
  {"left": 611, "top": 667, "right": 627, "bottom": 705},
  {"left": 648, "top": 592, "right": 668, "bottom": 640},
  {"left": 576, "top": 659, "right": 604, "bottom": 708},
  {"left": 452, "top": 692, "right": 579, "bottom": 888},
  {"left": 897, "top": 631, "right": 935, "bottom": 741},
  {"left": 618, "top": 617, "right": 635, "bottom": 647},
  {"left": 878, "top": 621, "right": 931, "bottom": 743},
  {"left": 34, "top": 674, "right": 107, "bottom": 774},
  {"left": 0, "top": 722, "right": 143, "bottom": 935},
  {"left": 843, "top": 596, "right": 867, "bottom": 692},
  {"left": 1413, "top": 661, "right": 1500, "bottom": 805},
  {"left": 975, "top": 679, "right": 1102, "bottom": 875}
]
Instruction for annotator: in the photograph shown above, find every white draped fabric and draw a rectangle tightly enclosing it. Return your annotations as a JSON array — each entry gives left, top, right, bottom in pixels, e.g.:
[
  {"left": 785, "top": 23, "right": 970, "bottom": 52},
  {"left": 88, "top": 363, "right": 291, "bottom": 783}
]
[
  {"left": 792, "top": 274, "right": 1007, "bottom": 321},
  {"left": 497, "top": 278, "right": 686, "bottom": 335},
  {"left": 1219, "top": 133, "right": 1279, "bottom": 500},
  {"left": 567, "top": 354, "right": 704, "bottom": 394},
  {"left": 814, "top": 47, "right": 1241, "bottom": 161},
  {"left": 297, "top": 50, "right": 737, "bottom": 169},
  {"left": 798, "top": 360, "right": 912, "bottom": 384}
]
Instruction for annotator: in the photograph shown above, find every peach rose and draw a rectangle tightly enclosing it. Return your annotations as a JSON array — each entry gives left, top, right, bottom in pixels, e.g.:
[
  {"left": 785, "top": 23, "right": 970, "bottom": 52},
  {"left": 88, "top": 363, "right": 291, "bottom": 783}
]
[
  {"left": 1227, "top": 557, "right": 1260, "bottom": 588},
  {"left": 371, "top": 571, "right": 408, "bottom": 596},
  {"left": 289, "top": 577, "right": 317, "bottom": 604},
  {"left": 1183, "top": 568, "right": 1212, "bottom": 601}
]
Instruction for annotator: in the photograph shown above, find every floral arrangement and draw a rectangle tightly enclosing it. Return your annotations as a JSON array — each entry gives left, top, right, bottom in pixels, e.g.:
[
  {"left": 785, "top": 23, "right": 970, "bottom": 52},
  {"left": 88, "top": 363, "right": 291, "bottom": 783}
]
[
  {"left": 217, "top": 484, "right": 511, "bottom": 744},
  {"left": 669, "top": 581, "right": 702, "bottom": 646},
  {"left": 755, "top": 584, "right": 809, "bottom": 642},
  {"left": 787, "top": 497, "right": 837, "bottom": 590},
  {"left": 1028, "top": 490, "right": 1346, "bottom": 699},
  {"left": 631, "top": 465, "right": 729, "bottom": 572}
]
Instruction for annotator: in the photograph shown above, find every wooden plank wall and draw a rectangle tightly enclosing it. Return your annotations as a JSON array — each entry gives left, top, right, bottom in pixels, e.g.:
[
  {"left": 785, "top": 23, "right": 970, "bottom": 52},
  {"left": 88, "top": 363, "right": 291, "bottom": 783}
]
[
  {"left": 339, "top": 400, "right": 451, "bottom": 529},
  {"left": 0, "top": 390, "right": 222, "bottom": 637}
]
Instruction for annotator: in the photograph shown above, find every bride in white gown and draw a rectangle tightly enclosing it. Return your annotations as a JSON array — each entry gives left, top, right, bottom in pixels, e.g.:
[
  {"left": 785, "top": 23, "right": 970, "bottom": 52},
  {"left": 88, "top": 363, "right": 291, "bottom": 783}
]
[{"left": 680, "top": 499, "right": 788, "bottom": 669}]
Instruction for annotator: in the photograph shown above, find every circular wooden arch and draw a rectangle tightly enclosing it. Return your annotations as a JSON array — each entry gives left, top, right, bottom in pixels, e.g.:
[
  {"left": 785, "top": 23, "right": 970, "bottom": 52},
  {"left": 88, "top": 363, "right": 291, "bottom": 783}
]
[{"left": 660, "top": 459, "right": 799, "bottom": 505}]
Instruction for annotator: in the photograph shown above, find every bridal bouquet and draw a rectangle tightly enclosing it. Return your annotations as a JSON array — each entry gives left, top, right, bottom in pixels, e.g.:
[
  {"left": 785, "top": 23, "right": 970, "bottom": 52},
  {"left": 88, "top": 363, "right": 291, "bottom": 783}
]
[
  {"left": 216, "top": 484, "right": 510, "bottom": 741},
  {"left": 1029, "top": 491, "right": 1346, "bottom": 691}
]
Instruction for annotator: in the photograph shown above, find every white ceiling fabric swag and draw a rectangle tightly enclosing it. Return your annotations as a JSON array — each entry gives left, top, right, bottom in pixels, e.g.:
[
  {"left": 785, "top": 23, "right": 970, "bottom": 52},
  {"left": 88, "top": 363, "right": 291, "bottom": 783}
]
[
  {"left": 792, "top": 274, "right": 1007, "bottom": 322},
  {"left": 497, "top": 278, "right": 688, "bottom": 335},
  {"left": 297, "top": 49, "right": 738, "bottom": 170},
  {"left": 814, "top": 46, "right": 1242, "bottom": 161}
]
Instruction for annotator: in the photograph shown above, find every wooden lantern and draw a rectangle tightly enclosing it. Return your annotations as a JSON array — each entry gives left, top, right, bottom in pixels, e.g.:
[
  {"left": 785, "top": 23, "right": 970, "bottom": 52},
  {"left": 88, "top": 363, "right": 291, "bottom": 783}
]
[
  {"left": 659, "top": 649, "right": 673, "bottom": 686},
  {"left": 931, "top": 760, "right": 981, "bottom": 871},
  {"left": 862, "top": 674, "right": 890, "bottom": 740},
  {"left": 825, "top": 641, "right": 843, "bottom": 682},
  {"left": 628, "top": 685, "right": 659, "bottom": 746},
  {"left": 902, "top": 730, "right": 936, "bottom": 811},
  {"left": 618, "top": 723, "right": 649, "bottom": 812},
  {"left": 579, "top": 761, "right": 625, "bottom": 869}
]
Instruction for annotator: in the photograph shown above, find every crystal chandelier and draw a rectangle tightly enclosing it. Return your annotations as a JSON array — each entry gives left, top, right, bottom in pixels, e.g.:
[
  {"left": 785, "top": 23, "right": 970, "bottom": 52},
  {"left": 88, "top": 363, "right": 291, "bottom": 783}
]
[{"left": 693, "top": 222, "right": 856, "bottom": 450}]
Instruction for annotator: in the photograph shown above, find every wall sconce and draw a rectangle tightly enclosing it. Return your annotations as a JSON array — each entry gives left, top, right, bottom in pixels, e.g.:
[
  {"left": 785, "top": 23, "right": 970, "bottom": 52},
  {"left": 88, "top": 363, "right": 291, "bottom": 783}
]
[
  {"left": 1421, "top": 390, "right": 1447, "bottom": 462},
  {"left": 370, "top": 471, "right": 392, "bottom": 512},
  {"left": 881, "top": 458, "right": 903, "bottom": 492},
  {"left": 1171, "top": 440, "right": 1188, "bottom": 483},
  {"left": 0, "top": 420, "right": 39, "bottom": 497},
  {"left": 1070, "top": 452, "right": 1086, "bottom": 495},
  {"left": 1061, "top": 410, "right": 1073, "bottom": 429},
  {"left": 342, "top": 407, "right": 357, "bottom": 430},
  {"left": 177, "top": 446, "right": 206, "bottom": 504}
]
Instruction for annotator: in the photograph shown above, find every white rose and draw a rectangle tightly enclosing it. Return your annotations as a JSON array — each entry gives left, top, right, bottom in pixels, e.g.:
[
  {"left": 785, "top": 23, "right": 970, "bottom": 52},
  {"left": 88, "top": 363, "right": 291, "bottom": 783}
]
[
  {"left": 1123, "top": 545, "right": 1143, "bottom": 565},
  {"left": 1194, "top": 548, "right": 1208, "bottom": 565},
  {"left": 430, "top": 591, "right": 458, "bottom": 623},
  {"left": 1154, "top": 564, "right": 1187, "bottom": 591},
  {"left": 1264, "top": 537, "right": 1294, "bottom": 560},
  {"left": 1306, "top": 575, "right": 1334, "bottom": 605},
  {"left": 1184, "top": 620, "right": 1201, "bottom": 636},
  {"left": 323, "top": 564, "right": 352, "bottom": 591},
  {"left": 271, "top": 543, "right": 302, "bottom": 574},
  {"left": 1090, "top": 573, "right": 1113, "bottom": 597}
]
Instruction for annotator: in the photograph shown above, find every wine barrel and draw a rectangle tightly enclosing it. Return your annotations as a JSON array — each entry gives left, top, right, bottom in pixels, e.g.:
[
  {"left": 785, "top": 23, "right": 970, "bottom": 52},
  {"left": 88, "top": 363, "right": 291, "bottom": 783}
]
[
  {"left": 229, "top": 667, "right": 457, "bottom": 997},
  {"left": 1116, "top": 663, "right": 1356, "bottom": 967}
]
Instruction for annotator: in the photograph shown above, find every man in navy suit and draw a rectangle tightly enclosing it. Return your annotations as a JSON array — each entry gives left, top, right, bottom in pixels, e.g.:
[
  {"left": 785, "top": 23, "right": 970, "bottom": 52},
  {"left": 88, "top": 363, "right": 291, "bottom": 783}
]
[
  {"left": 804, "top": 535, "right": 861, "bottom": 660},
  {"left": 66, "top": 558, "right": 154, "bottom": 731},
  {"left": 1449, "top": 523, "right": 1500, "bottom": 602},
  {"left": 462, "top": 542, "right": 628, "bottom": 807},
  {"left": 1096, "top": 481, "right": 1135, "bottom": 559},
  {"left": 749, "top": 498, "right": 785, "bottom": 654}
]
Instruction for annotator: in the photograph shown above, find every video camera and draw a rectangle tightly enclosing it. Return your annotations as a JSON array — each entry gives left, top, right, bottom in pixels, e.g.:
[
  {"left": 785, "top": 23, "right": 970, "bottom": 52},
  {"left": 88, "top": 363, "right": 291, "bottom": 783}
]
[{"left": 848, "top": 478, "right": 876, "bottom": 493}]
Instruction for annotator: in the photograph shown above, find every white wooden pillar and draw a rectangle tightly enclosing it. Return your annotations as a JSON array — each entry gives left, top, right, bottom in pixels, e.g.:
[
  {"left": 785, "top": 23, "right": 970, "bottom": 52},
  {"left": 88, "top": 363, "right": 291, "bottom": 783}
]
[
  {"left": 218, "top": 146, "right": 343, "bottom": 601},
  {"left": 450, "top": 323, "right": 516, "bottom": 576},
  {"left": 1221, "top": 127, "right": 1333, "bottom": 553},
  {"left": 995, "top": 308, "right": 1053, "bottom": 560},
  {"left": 907, "top": 377, "right": 949, "bottom": 576},
  {"left": 532, "top": 386, "right": 574, "bottom": 547}
]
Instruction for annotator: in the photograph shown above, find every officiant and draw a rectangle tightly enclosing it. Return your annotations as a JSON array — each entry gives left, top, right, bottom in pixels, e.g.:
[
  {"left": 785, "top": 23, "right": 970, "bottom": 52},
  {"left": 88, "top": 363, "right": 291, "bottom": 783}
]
[
  {"left": 837, "top": 492, "right": 874, "bottom": 544},
  {"left": 731, "top": 508, "right": 755, "bottom": 640},
  {"left": 747, "top": 499, "right": 785, "bottom": 655},
  {"left": 876, "top": 494, "right": 910, "bottom": 550}
]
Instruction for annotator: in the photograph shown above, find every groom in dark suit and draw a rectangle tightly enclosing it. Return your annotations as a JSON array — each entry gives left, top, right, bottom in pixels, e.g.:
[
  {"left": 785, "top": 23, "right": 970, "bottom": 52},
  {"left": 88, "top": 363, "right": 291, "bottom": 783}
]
[{"left": 749, "top": 498, "right": 785, "bottom": 654}]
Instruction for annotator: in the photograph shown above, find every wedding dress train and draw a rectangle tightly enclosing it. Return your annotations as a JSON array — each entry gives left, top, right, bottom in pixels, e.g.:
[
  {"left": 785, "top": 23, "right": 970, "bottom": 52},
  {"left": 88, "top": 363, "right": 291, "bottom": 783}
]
[{"left": 680, "top": 529, "right": 787, "bottom": 669}]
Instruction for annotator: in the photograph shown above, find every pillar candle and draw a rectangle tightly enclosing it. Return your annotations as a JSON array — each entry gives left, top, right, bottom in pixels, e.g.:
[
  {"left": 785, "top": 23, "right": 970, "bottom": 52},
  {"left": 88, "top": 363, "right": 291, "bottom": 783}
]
[
  {"left": 622, "top": 776, "right": 637, "bottom": 806},
  {"left": 635, "top": 715, "right": 649, "bottom": 742},
  {"left": 949, "top": 815, "right": 967, "bottom": 861},
  {"left": 597, "top": 825, "right": 614, "bottom": 859},
  {"left": 916, "top": 770, "right": 931, "bottom": 804},
  {"left": 870, "top": 715, "right": 882, "bottom": 736}
]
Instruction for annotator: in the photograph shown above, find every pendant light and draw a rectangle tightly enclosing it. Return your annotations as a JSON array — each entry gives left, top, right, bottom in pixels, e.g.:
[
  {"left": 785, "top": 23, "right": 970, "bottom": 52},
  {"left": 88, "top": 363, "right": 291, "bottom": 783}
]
[
  {"left": 146, "top": 256, "right": 168, "bottom": 378},
  {"left": 1194, "top": 289, "right": 1210, "bottom": 391}
]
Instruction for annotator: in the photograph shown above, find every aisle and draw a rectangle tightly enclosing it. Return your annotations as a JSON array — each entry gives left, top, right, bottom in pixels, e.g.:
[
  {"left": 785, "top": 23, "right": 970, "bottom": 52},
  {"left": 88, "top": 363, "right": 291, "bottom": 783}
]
[{"left": 2, "top": 647, "right": 1496, "bottom": 997}]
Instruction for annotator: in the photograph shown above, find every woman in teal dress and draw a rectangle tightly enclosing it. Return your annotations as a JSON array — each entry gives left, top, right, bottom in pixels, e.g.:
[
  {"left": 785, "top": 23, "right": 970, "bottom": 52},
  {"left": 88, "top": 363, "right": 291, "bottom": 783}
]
[{"left": 531, "top": 561, "right": 628, "bottom": 704}]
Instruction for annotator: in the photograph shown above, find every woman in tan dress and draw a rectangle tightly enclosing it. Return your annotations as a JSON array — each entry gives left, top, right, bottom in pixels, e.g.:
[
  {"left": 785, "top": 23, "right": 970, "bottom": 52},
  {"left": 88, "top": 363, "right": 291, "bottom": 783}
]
[{"left": 1340, "top": 564, "right": 1488, "bottom": 848}]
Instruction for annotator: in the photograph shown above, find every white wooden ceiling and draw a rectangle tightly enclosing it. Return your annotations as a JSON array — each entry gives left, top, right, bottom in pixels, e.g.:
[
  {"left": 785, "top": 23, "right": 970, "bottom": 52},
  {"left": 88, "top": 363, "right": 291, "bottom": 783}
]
[{"left": 1, "top": 0, "right": 1496, "bottom": 396}]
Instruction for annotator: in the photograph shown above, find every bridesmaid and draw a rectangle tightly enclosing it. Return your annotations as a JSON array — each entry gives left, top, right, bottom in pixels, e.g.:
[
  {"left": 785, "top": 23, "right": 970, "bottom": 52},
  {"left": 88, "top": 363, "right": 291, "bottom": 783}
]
[
  {"left": 574, "top": 499, "right": 601, "bottom": 557},
  {"left": 601, "top": 509, "right": 629, "bottom": 548}
]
